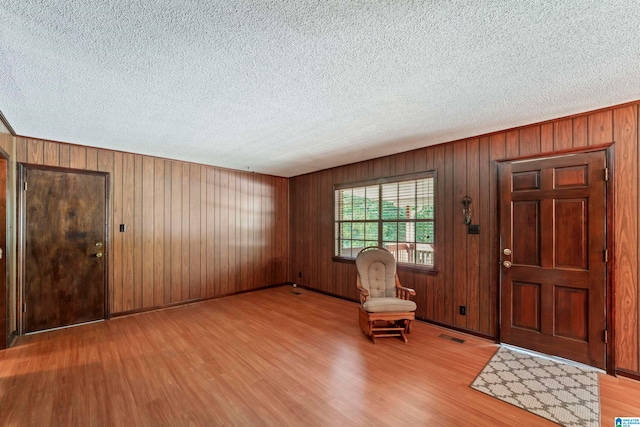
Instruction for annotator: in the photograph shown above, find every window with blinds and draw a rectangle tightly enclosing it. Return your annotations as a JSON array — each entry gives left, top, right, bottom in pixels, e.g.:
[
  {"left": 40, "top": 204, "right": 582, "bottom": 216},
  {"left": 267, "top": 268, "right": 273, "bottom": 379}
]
[{"left": 334, "top": 172, "right": 435, "bottom": 268}]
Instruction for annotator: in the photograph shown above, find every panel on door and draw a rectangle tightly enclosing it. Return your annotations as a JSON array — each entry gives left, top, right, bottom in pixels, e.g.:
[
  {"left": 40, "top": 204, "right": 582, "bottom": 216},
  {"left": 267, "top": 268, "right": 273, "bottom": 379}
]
[
  {"left": 499, "top": 151, "right": 607, "bottom": 368},
  {"left": 24, "top": 167, "right": 107, "bottom": 333}
]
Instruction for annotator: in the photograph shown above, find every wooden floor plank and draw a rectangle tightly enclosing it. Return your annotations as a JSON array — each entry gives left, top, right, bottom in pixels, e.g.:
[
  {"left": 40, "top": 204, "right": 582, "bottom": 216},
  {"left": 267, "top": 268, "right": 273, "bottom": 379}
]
[{"left": 1, "top": 286, "right": 638, "bottom": 426}]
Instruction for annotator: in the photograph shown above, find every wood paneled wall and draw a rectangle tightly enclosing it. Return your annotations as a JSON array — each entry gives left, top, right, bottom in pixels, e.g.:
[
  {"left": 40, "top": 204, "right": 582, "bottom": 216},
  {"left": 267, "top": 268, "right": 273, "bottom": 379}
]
[
  {"left": 16, "top": 138, "right": 289, "bottom": 315},
  {"left": 288, "top": 102, "right": 640, "bottom": 376}
]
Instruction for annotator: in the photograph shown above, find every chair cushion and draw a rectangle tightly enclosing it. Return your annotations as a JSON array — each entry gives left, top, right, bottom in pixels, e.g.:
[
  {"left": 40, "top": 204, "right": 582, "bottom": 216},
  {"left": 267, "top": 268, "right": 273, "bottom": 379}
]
[
  {"left": 362, "top": 297, "right": 417, "bottom": 313},
  {"left": 356, "top": 249, "right": 396, "bottom": 298}
]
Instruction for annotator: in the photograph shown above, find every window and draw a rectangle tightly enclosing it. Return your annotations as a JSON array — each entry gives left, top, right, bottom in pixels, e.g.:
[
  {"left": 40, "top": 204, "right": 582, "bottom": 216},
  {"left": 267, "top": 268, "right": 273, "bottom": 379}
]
[{"left": 334, "top": 172, "right": 435, "bottom": 268}]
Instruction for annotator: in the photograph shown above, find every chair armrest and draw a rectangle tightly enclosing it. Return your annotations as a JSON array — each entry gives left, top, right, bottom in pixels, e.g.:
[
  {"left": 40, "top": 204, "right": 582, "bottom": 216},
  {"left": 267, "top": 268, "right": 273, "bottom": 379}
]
[
  {"left": 357, "top": 275, "right": 369, "bottom": 303},
  {"left": 395, "top": 275, "right": 416, "bottom": 300}
]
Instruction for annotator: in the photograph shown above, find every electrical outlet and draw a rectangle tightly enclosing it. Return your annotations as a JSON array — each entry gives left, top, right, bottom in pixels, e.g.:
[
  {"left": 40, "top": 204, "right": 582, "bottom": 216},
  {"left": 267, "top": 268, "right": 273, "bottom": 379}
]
[
  {"left": 459, "top": 305, "right": 466, "bottom": 315},
  {"left": 468, "top": 224, "right": 479, "bottom": 234},
  {"left": 120, "top": 224, "right": 126, "bottom": 232}
]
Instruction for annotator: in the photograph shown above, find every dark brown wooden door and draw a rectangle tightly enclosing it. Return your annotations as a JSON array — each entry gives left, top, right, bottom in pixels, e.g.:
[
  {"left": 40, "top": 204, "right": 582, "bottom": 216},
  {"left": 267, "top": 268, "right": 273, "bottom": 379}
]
[
  {"left": 499, "top": 151, "right": 607, "bottom": 368},
  {"left": 24, "top": 167, "right": 107, "bottom": 333}
]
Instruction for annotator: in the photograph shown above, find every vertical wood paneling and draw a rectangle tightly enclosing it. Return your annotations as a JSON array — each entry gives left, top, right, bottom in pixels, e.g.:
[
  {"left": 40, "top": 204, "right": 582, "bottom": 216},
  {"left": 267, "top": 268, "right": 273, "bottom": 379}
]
[
  {"left": 262, "top": 176, "right": 271, "bottom": 286},
  {"left": 614, "top": 105, "right": 638, "bottom": 371},
  {"left": 424, "top": 148, "right": 435, "bottom": 320},
  {"left": 452, "top": 141, "right": 467, "bottom": 327},
  {"left": 572, "top": 116, "right": 588, "bottom": 148},
  {"left": 133, "top": 155, "right": 143, "bottom": 310},
  {"left": 227, "top": 172, "right": 237, "bottom": 293},
  {"left": 181, "top": 164, "right": 190, "bottom": 300},
  {"left": 27, "top": 139, "right": 44, "bottom": 165},
  {"left": 207, "top": 168, "right": 217, "bottom": 297},
  {"left": 219, "top": 170, "right": 230, "bottom": 295},
  {"left": 16, "top": 138, "right": 27, "bottom": 163},
  {"left": 86, "top": 148, "right": 98, "bottom": 170},
  {"left": 142, "top": 157, "right": 155, "bottom": 308},
  {"left": 466, "top": 139, "right": 480, "bottom": 331},
  {"left": 477, "top": 137, "right": 491, "bottom": 334},
  {"left": 69, "top": 146, "right": 86, "bottom": 169},
  {"left": 112, "top": 152, "right": 123, "bottom": 313},
  {"left": 153, "top": 158, "right": 165, "bottom": 306},
  {"left": 540, "top": 123, "right": 554, "bottom": 154},
  {"left": 163, "top": 160, "right": 173, "bottom": 305},
  {"left": 240, "top": 174, "right": 250, "bottom": 291},
  {"left": 122, "top": 154, "right": 135, "bottom": 312},
  {"left": 253, "top": 176, "right": 263, "bottom": 289},
  {"left": 588, "top": 110, "right": 614, "bottom": 146},
  {"left": 554, "top": 119, "right": 573, "bottom": 150},
  {"left": 505, "top": 130, "right": 519, "bottom": 158},
  {"left": 189, "top": 165, "right": 201, "bottom": 300},
  {"left": 43, "top": 142, "right": 59, "bottom": 166},
  {"left": 414, "top": 148, "right": 427, "bottom": 173},
  {"left": 395, "top": 152, "right": 407, "bottom": 175},
  {"left": 519, "top": 126, "right": 541, "bottom": 156},
  {"left": 59, "top": 144, "right": 70, "bottom": 168},
  {"left": 200, "top": 167, "right": 207, "bottom": 298},
  {"left": 443, "top": 143, "right": 454, "bottom": 325},
  {"left": 433, "top": 145, "right": 446, "bottom": 323},
  {"left": 170, "top": 162, "right": 182, "bottom": 303}
]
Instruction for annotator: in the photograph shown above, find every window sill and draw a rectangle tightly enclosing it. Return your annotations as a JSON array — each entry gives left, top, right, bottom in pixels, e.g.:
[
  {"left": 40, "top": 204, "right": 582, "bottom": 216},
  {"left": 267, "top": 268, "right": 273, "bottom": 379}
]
[{"left": 332, "top": 256, "right": 439, "bottom": 275}]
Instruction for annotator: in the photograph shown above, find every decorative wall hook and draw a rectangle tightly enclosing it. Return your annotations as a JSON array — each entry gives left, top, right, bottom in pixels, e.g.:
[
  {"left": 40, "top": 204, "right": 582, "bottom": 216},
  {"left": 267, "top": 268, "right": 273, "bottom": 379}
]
[{"left": 462, "top": 196, "right": 472, "bottom": 225}]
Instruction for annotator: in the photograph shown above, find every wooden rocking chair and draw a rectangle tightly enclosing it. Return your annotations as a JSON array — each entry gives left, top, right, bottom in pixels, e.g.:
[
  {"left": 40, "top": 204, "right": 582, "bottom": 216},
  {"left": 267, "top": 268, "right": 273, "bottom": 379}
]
[{"left": 356, "top": 247, "right": 417, "bottom": 343}]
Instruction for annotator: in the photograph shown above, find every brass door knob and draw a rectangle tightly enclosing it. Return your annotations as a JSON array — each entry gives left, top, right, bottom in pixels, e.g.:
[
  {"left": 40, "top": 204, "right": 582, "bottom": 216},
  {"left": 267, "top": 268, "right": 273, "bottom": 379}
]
[
  {"left": 502, "top": 260, "right": 512, "bottom": 268},
  {"left": 96, "top": 252, "right": 103, "bottom": 258}
]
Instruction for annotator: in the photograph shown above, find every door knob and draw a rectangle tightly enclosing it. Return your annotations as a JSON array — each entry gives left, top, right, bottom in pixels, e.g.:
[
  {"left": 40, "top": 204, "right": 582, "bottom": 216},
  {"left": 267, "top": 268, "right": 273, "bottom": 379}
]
[
  {"left": 502, "top": 260, "right": 512, "bottom": 268},
  {"left": 96, "top": 252, "right": 103, "bottom": 258},
  {"left": 503, "top": 248, "right": 512, "bottom": 256}
]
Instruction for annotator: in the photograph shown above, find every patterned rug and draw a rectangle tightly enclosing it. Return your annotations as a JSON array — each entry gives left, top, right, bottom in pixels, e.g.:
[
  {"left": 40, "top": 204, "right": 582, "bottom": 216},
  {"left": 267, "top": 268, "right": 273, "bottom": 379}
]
[{"left": 471, "top": 346, "right": 600, "bottom": 426}]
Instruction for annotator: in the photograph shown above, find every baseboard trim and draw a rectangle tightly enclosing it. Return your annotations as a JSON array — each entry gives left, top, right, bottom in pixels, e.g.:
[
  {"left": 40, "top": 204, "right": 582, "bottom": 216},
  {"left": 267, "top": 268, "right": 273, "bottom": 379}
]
[
  {"left": 615, "top": 368, "right": 640, "bottom": 381},
  {"left": 296, "top": 285, "right": 495, "bottom": 341},
  {"left": 420, "top": 319, "right": 495, "bottom": 341},
  {"left": 293, "top": 284, "right": 358, "bottom": 303},
  {"left": 110, "top": 283, "right": 286, "bottom": 318}
]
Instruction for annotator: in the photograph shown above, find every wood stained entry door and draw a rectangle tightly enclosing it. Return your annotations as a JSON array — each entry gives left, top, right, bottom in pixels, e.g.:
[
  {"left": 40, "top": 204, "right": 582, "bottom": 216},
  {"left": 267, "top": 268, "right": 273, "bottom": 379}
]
[
  {"left": 498, "top": 151, "right": 607, "bottom": 369},
  {"left": 23, "top": 166, "right": 107, "bottom": 333}
]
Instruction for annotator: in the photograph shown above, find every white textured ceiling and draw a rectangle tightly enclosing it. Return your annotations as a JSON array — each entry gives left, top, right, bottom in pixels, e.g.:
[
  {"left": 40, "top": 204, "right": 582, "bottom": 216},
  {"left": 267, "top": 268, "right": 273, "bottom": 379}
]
[{"left": 1, "top": 1, "right": 639, "bottom": 177}]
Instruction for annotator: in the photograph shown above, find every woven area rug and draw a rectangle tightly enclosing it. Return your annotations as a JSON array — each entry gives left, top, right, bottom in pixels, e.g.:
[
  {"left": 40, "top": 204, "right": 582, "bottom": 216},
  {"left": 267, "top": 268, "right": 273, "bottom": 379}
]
[{"left": 471, "top": 346, "right": 600, "bottom": 426}]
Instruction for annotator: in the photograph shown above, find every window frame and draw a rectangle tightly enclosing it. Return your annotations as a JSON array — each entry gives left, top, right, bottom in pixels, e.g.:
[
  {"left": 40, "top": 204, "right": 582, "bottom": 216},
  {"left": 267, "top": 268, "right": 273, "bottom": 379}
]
[{"left": 332, "top": 171, "right": 438, "bottom": 273}]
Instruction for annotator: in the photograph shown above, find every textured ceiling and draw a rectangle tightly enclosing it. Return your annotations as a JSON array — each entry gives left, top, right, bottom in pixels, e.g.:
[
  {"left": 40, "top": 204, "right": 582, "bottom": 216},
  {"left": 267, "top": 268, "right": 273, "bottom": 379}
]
[{"left": 1, "top": 1, "right": 639, "bottom": 177}]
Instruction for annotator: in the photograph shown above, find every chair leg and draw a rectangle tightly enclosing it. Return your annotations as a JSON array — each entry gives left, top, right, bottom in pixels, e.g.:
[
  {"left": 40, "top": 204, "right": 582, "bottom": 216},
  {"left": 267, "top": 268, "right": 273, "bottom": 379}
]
[{"left": 359, "top": 308, "right": 374, "bottom": 339}]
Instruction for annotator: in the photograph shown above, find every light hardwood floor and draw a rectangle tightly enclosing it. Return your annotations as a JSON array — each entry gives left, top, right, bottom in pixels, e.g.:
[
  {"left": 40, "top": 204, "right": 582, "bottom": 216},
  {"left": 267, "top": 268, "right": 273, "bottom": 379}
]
[{"left": 1, "top": 286, "right": 639, "bottom": 426}]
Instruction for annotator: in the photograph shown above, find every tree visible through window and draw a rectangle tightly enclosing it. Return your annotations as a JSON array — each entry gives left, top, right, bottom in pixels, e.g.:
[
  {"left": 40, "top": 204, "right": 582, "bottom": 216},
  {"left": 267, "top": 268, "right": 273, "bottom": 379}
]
[{"left": 334, "top": 173, "right": 435, "bottom": 267}]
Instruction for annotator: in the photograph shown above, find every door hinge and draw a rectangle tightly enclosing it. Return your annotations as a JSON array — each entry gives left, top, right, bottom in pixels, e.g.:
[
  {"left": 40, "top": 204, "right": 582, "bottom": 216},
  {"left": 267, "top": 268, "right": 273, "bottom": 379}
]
[
  {"left": 604, "top": 167, "right": 609, "bottom": 181},
  {"left": 604, "top": 249, "right": 608, "bottom": 263},
  {"left": 23, "top": 303, "right": 26, "bottom": 313},
  {"left": 23, "top": 181, "right": 27, "bottom": 191},
  {"left": 604, "top": 329, "right": 608, "bottom": 343}
]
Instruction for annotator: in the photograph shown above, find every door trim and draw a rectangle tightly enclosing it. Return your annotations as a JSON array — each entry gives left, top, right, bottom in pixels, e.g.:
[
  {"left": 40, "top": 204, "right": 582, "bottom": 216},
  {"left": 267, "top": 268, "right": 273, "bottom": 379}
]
[
  {"left": 17, "top": 163, "right": 110, "bottom": 335},
  {"left": 0, "top": 146, "right": 8, "bottom": 349},
  {"left": 495, "top": 145, "right": 615, "bottom": 374}
]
